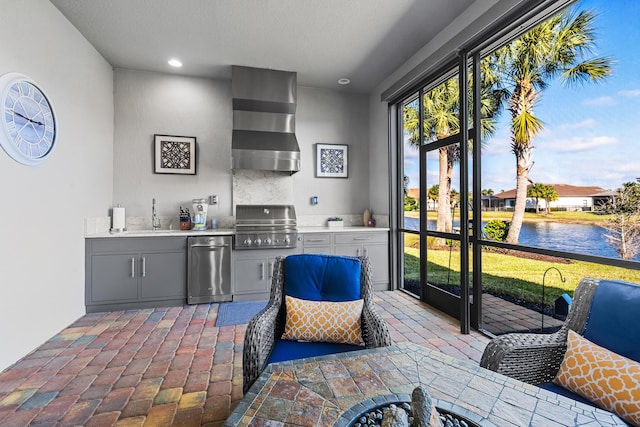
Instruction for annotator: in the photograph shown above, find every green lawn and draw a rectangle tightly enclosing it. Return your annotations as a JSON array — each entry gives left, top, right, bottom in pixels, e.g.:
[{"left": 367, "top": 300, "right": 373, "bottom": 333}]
[
  {"left": 407, "top": 209, "right": 614, "bottom": 224},
  {"left": 403, "top": 234, "right": 640, "bottom": 307},
  {"left": 480, "top": 210, "right": 613, "bottom": 224}
]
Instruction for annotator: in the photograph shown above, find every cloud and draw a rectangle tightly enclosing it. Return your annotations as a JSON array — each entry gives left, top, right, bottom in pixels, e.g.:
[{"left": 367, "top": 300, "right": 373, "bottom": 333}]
[
  {"left": 403, "top": 148, "right": 419, "bottom": 160},
  {"left": 482, "top": 137, "right": 511, "bottom": 155},
  {"left": 403, "top": 140, "right": 420, "bottom": 159},
  {"left": 610, "top": 161, "right": 640, "bottom": 174},
  {"left": 619, "top": 89, "right": 640, "bottom": 97},
  {"left": 583, "top": 96, "right": 615, "bottom": 107},
  {"left": 546, "top": 135, "right": 617, "bottom": 152},
  {"left": 559, "top": 118, "right": 598, "bottom": 129}
]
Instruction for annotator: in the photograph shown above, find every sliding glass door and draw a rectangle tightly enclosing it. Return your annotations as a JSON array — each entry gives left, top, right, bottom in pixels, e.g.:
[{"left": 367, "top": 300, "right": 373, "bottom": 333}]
[{"left": 395, "top": 0, "right": 640, "bottom": 337}]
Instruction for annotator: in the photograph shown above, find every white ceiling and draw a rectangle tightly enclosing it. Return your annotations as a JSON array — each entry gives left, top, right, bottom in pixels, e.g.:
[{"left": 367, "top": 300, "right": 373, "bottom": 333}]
[{"left": 49, "top": 0, "right": 476, "bottom": 93}]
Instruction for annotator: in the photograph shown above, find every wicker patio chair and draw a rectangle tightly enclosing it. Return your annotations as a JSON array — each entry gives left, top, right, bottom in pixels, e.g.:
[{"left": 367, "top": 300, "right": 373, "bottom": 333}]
[
  {"left": 480, "top": 277, "right": 601, "bottom": 385},
  {"left": 242, "top": 255, "right": 392, "bottom": 393}
]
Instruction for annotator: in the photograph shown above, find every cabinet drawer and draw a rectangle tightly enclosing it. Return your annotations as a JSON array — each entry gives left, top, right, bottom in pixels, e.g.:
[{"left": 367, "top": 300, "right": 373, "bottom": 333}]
[
  {"left": 89, "top": 237, "right": 187, "bottom": 253},
  {"left": 303, "top": 246, "right": 332, "bottom": 255},
  {"left": 302, "top": 234, "right": 332, "bottom": 246},
  {"left": 334, "top": 232, "right": 388, "bottom": 245}
]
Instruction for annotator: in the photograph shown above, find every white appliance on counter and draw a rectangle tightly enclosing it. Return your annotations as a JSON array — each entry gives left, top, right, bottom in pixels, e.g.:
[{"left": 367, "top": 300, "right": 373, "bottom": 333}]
[{"left": 191, "top": 198, "right": 208, "bottom": 230}]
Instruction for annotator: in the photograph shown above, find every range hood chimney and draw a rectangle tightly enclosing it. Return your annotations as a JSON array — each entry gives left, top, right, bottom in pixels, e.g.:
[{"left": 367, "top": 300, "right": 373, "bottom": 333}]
[{"left": 232, "top": 66, "right": 300, "bottom": 174}]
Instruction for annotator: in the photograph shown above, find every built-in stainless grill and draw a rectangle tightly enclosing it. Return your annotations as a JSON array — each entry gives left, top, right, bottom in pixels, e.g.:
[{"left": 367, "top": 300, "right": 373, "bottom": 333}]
[{"left": 234, "top": 204, "right": 297, "bottom": 250}]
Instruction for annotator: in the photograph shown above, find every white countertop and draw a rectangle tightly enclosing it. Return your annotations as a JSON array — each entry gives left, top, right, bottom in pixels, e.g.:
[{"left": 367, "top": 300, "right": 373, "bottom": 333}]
[
  {"left": 85, "top": 226, "right": 389, "bottom": 238},
  {"left": 86, "top": 228, "right": 236, "bottom": 238},
  {"left": 298, "top": 226, "right": 389, "bottom": 233}
]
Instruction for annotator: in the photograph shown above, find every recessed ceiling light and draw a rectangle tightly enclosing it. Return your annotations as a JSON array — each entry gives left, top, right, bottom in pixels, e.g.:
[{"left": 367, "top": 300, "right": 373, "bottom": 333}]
[
  {"left": 338, "top": 78, "right": 351, "bottom": 85},
  {"left": 168, "top": 59, "right": 183, "bottom": 67}
]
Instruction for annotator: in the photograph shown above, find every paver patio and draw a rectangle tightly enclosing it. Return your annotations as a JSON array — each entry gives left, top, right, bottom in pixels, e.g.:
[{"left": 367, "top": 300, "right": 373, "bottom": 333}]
[{"left": 0, "top": 290, "right": 551, "bottom": 426}]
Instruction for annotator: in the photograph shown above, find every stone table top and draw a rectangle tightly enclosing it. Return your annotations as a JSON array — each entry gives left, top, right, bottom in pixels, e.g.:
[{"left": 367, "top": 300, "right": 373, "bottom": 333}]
[{"left": 224, "top": 344, "right": 626, "bottom": 427}]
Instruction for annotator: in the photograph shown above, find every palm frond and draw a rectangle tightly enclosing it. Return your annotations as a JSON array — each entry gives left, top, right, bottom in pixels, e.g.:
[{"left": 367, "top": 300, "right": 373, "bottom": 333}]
[
  {"left": 561, "top": 56, "right": 614, "bottom": 86},
  {"left": 512, "top": 111, "right": 544, "bottom": 146}
]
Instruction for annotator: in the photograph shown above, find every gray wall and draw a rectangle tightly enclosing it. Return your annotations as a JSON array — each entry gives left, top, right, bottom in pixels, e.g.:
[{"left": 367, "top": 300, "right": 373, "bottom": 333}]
[
  {"left": 113, "top": 69, "right": 233, "bottom": 219},
  {"left": 294, "top": 86, "right": 370, "bottom": 216},
  {"left": 113, "top": 69, "right": 371, "bottom": 220},
  {"left": 0, "top": 0, "right": 114, "bottom": 370}
]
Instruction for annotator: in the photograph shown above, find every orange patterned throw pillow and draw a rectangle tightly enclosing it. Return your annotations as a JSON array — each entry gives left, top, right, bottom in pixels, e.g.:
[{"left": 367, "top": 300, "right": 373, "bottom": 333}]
[
  {"left": 282, "top": 296, "right": 365, "bottom": 346},
  {"left": 554, "top": 330, "right": 640, "bottom": 425}
]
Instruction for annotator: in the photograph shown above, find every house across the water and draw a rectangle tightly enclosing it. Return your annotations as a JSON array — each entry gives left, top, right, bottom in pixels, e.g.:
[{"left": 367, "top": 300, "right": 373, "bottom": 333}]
[{"left": 494, "top": 184, "right": 614, "bottom": 211}]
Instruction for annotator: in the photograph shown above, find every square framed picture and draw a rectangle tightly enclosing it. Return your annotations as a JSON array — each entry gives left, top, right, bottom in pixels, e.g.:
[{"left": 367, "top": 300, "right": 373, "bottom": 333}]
[
  {"left": 316, "top": 143, "right": 348, "bottom": 178},
  {"left": 154, "top": 135, "right": 197, "bottom": 175}
]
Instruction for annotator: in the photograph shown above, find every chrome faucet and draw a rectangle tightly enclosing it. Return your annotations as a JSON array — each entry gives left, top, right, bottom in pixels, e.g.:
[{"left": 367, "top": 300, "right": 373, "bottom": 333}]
[{"left": 152, "top": 198, "right": 161, "bottom": 230}]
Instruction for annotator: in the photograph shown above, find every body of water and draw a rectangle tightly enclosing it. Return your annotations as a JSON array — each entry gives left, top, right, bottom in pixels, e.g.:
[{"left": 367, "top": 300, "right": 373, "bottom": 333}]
[{"left": 403, "top": 216, "right": 632, "bottom": 260}]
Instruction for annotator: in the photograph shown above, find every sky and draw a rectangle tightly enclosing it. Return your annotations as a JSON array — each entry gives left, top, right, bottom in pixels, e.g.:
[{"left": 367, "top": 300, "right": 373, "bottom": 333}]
[{"left": 403, "top": 0, "right": 640, "bottom": 194}]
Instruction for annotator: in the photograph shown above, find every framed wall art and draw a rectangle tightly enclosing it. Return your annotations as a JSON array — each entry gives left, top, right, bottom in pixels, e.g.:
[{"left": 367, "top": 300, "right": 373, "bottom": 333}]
[
  {"left": 154, "top": 134, "right": 196, "bottom": 175},
  {"left": 316, "top": 143, "right": 348, "bottom": 178}
]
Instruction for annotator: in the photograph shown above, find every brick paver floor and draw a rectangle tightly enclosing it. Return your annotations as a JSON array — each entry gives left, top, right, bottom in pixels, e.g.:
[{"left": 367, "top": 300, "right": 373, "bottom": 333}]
[
  {"left": 0, "top": 291, "right": 496, "bottom": 426},
  {"left": 481, "top": 292, "right": 564, "bottom": 335}
]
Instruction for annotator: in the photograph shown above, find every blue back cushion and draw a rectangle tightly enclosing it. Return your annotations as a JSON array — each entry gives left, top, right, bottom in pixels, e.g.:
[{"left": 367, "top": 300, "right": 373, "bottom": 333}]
[
  {"left": 583, "top": 279, "right": 640, "bottom": 363},
  {"left": 284, "top": 254, "right": 361, "bottom": 302}
]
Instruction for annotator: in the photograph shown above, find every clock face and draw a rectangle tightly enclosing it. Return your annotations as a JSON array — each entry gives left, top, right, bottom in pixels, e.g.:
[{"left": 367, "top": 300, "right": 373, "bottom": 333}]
[{"left": 0, "top": 73, "right": 57, "bottom": 166}]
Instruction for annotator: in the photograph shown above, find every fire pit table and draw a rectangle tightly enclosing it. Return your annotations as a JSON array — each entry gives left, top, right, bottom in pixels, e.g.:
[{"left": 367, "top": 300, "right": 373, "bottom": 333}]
[{"left": 224, "top": 344, "right": 626, "bottom": 426}]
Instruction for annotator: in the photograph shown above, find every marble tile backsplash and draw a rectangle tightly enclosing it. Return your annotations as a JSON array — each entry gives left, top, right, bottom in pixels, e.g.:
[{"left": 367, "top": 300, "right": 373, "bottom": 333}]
[
  {"left": 298, "top": 214, "right": 389, "bottom": 227},
  {"left": 232, "top": 170, "right": 293, "bottom": 207},
  {"left": 84, "top": 217, "right": 112, "bottom": 235}
]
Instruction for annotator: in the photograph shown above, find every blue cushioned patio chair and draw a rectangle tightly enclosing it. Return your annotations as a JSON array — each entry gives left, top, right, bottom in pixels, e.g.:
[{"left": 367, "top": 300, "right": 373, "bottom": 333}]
[
  {"left": 480, "top": 277, "right": 640, "bottom": 410},
  {"left": 242, "top": 254, "right": 392, "bottom": 393}
]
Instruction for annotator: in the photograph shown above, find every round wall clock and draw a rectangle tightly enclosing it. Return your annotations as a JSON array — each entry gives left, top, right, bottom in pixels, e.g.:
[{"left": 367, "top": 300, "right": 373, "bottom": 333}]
[{"left": 0, "top": 73, "right": 57, "bottom": 166}]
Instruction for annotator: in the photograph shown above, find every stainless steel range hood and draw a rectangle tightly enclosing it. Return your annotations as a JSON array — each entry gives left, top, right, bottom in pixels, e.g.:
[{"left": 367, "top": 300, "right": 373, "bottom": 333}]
[{"left": 232, "top": 66, "right": 300, "bottom": 174}]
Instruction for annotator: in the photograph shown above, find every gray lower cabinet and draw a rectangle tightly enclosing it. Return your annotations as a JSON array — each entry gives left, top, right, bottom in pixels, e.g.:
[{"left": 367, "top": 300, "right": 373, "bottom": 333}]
[
  {"left": 85, "top": 237, "right": 187, "bottom": 313},
  {"left": 297, "top": 231, "right": 390, "bottom": 290},
  {"left": 333, "top": 232, "right": 389, "bottom": 289},
  {"left": 232, "top": 247, "right": 300, "bottom": 301}
]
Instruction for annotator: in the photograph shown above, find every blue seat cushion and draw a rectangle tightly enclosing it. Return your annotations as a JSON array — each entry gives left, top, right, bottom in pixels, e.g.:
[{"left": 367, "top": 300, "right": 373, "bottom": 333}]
[
  {"left": 266, "top": 339, "right": 364, "bottom": 365},
  {"left": 538, "top": 382, "right": 595, "bottom": 407},
  {"left": 583, "top": 279, "right": 640, "bottom": 363},
  {"left": 284, "top": 254, "right": 361, "bottom": 302}
]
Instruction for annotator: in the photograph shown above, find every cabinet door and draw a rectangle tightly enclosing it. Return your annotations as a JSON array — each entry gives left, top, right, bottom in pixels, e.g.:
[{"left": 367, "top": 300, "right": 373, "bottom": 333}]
[
  {"left": 364, "top": 244, "right": 389, "bottom": 284},
  {"left": 234, "top": 258, "right": 268, "bottom": 294},
  {"left": 90, "top": 253, "right": 138, "bottom": 302},
  {"left": 140, "top": 251, "right": 187, "bottom": 299},
  {"left": 267, "top": 257, "right": 280, "bottom": 283},
  {"left": 333, "top": 244, "right": 362, "bottom": 257}
]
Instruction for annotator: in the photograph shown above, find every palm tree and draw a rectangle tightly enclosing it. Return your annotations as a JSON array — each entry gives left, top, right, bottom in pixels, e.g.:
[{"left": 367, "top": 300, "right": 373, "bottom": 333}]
[
  {"left": 488, "top": 8, "right": 613, "bottom": 243},
  {"left": 427, "top": 184, "right": 439, "bottom": 211},
  {"left": 527, "top": 183, "right": 546, "bottom": 214},
  {"left": 540, "top": 185, "right": 559, "bottom": 215},
  {"left": 403, "top": 70, "right": 501, "bottom": 239},
  {"left": 424, "top": 77, "right": 460, "bottom": 235}
]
